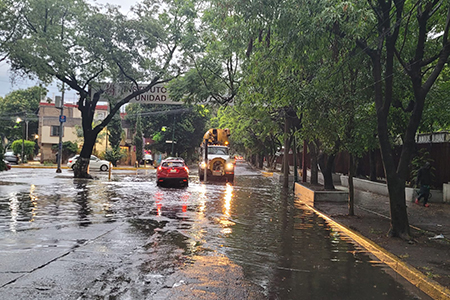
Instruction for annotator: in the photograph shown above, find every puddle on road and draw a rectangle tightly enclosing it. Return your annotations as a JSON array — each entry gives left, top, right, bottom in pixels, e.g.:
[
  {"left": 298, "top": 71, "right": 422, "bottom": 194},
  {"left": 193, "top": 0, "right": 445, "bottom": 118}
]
[{"left": 0, "top": 168, "right": 430, "bottom": 299}]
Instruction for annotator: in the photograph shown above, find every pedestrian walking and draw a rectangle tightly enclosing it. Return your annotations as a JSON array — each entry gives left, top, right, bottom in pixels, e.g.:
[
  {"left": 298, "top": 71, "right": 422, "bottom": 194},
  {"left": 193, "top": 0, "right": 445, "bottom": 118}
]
[{"left": 415, "top": 162, "right": 431, "bottom": 207}]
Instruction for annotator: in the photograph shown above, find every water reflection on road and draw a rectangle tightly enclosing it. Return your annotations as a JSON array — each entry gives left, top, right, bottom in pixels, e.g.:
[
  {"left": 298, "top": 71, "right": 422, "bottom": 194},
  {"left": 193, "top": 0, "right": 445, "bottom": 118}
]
[{"left": 0, "top": 165, "right": 429, "bottom": 299}]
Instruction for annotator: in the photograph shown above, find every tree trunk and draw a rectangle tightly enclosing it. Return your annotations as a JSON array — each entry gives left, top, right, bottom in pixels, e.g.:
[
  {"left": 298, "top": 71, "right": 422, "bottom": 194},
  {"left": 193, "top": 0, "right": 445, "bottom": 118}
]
[
  {"left": 258, "top": 152, "right": 264, "bottom": 169},
  {"left": 318, "top": 152, "right": 336, "bottom": 190},
  {"left": 73, "top": 132, "right": 97, "bottom": 179},
  {"left": 309, "top": 142, "right": 319, "bottom": 185},
  {"left": 302, "top": 140, "right": 307, "bottom": 183},
  {"left": 283, "top": 116, "right": 291, "bottom": 188},
  {"left": 354, "top": 0, "right": 450, "bottom": 240},
  {"left": 386, "top": 176, "right": 410, "bottom": 239},
  {"left": 370, "top": 32, "right": 411, "bottom": 239}
]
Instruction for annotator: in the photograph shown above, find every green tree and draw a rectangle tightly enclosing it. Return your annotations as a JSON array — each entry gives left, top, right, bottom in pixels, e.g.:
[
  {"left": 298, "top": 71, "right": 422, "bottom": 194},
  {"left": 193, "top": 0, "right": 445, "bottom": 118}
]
[
  {"left": 318, "top": 0, "right": 450, "bottom": 239},
  {"left": 107, "top": 113, "right": 123, "bottom": 150},
  {"left": 0, "top": 0, "right": 21, "bottom": 63},
  {"left": 134, "top": 113, "right": 144, "bottom": 165},
  {"left": 0, "top": 86, "right": 46, "bottom": 146},
  {"left": 2, "top": 0, "right": 198, "bottom": 178},
  {"left": 104, "top": 147, "right": 125, "bottom": 167},
  {"left": 105, "top": 113, "right": 125, "bottom": 167},
  {"left": 418, "top": 65, "right": 450, "bottom": 133}
]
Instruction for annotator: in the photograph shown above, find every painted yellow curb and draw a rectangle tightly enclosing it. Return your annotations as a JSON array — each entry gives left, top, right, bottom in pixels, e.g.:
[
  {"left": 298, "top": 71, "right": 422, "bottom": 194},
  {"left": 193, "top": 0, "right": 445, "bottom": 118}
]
[
  {"left": 302, "top": 202, "right": 450, "bottom": 300},
  {"left": 261, "top": 171, "right": 273, "bottom": 177},
  {"left": 11, "top": 165, "right": 69, "bottom": 169}
]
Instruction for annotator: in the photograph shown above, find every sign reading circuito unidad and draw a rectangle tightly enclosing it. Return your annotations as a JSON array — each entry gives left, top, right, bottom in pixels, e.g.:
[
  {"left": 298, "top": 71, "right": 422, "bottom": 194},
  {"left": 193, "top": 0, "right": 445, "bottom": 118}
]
[{"left": 89, "top": 83, "right": 182, "bottom": 105}]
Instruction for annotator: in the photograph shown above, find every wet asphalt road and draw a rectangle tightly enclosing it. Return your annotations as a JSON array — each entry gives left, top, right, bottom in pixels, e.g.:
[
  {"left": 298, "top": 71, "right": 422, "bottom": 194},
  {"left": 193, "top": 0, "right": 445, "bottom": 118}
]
[{"left": 0, "top": 162, "right": 431, "bottom": 299}]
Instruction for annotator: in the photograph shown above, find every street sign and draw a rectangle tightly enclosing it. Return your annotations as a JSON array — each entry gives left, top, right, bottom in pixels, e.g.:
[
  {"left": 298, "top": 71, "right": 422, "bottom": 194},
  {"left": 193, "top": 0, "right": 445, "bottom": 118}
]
[
  {"left": 59, "top": 115, "right": 66, "bottom": 122},
  {"left": 90, "top": 83, "right": 182, "bottom": 105}
]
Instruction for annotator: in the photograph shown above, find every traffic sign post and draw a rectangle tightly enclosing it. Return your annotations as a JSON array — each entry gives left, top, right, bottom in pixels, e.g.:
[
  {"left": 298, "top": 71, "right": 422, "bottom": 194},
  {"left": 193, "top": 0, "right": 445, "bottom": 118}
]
[{"left": 56, "top": 88, "right": 65, "bottom": 173}]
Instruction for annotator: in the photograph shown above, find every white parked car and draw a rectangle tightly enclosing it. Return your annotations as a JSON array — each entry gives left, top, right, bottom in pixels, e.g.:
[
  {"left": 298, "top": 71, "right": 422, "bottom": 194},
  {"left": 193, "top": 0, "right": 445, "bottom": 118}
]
[
  {"left": 141, "top": 154, "right": 153, "bottom": 165},
  {"left": 67, "top": 155, "right": 110, "bottom": 171}
]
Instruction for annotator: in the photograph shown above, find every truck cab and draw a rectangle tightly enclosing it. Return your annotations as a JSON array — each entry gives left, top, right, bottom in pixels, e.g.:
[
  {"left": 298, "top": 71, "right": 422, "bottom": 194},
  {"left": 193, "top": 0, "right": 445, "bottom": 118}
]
[{"left": 199, "top": 129, "right": 235, "bottom": 182}]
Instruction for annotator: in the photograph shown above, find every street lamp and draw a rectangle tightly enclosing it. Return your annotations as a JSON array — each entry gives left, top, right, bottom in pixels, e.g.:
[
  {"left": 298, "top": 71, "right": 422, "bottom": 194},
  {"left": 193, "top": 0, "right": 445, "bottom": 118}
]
[{"left": 16, "top": 118, "right": 24, "bottom": 163}]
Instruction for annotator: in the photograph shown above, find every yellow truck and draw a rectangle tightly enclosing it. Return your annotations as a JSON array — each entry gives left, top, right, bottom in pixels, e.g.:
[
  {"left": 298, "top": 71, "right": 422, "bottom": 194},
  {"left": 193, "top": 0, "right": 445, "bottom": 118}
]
[{"left": 199, "top": 128, "right": 235, "bottom": 182}]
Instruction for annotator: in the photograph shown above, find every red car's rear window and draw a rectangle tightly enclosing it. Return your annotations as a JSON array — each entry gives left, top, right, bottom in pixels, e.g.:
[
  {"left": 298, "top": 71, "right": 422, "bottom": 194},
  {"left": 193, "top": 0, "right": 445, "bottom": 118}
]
[{"left": 161, "top": 161, "right": 184, "bottom": 168}]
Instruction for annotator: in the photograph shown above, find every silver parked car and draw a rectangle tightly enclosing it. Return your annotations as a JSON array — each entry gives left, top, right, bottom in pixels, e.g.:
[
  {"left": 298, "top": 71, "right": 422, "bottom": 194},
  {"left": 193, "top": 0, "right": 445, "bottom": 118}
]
[
  {"left": 67, "top": 155, "right": 110, "bottom": 171},
  {"left": 4, "top": 151, "right": 19, "bottom": 164}
]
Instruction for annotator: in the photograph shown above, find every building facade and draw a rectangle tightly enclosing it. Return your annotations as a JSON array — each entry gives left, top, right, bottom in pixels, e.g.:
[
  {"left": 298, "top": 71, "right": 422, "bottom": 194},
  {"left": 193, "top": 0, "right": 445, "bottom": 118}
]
[{"left": 37, "top": 102, "right": 109, "bottom": 163}]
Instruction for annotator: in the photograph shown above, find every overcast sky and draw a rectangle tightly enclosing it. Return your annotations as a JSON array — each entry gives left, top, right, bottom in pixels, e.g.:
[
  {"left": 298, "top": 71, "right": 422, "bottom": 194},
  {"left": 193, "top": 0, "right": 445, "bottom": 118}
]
[{"left": 0, "top": 0, "right": 137, "bottom": 101}]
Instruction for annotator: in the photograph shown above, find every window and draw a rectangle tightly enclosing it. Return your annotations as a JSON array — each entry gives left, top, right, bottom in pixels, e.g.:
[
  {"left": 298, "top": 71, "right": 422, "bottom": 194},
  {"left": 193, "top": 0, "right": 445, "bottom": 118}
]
[
  {"left": 207, "top": 147, "right": 228, "bottom": 155},
  {"left": 162, "top": 162, "right": 184, "bottom": 167},
  {"left": 51, "top": 126, "right": 60, "bottom": 136},
  {"left": 95, "top": 112, "right": 106, "bottom": 121}
]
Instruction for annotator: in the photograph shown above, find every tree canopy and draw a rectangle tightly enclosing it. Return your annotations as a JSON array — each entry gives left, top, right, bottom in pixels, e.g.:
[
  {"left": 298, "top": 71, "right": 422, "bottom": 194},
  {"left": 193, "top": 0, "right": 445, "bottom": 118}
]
[
  {"left": 1, "top": 0, "right": 199, "bottom": 177},
  {"left": 0, "top": 86, "right": 46, "bottom": 147}
]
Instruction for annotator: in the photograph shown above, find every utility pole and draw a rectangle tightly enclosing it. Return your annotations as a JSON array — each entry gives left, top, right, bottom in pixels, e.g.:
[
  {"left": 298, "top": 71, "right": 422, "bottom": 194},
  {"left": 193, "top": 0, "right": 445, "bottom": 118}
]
[
  {"left": 171, "top": 115, "right": 175, "bottom": 156},
  {"left": 56, "top": 86, "right": 65, "bottom": 173}
]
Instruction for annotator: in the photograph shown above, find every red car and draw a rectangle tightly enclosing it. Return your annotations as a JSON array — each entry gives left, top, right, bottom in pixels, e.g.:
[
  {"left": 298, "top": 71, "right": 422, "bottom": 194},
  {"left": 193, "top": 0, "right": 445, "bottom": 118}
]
[{"left": 157, "top": 158, "right": 189, "bottom": 187}]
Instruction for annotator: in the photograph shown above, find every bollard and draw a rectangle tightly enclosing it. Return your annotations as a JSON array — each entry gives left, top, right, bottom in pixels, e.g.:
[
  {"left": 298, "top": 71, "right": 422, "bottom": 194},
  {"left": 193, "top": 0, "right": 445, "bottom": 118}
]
[{"left": 108, "top": 162, "right": 112, "bottom": 181}]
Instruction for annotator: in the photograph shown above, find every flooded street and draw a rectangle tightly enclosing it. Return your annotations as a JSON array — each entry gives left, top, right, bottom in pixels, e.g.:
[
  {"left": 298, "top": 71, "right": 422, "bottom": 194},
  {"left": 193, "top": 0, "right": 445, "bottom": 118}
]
[{"left": 0, "top": 162, "right": 430, "bottom": 299}]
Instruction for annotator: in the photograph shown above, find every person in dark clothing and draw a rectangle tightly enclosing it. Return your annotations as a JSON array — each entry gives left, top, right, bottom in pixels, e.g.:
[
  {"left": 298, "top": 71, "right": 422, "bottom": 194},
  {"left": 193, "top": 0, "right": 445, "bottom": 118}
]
[{"left": 415, "top": 162, "right": 431, "bottom": 207}]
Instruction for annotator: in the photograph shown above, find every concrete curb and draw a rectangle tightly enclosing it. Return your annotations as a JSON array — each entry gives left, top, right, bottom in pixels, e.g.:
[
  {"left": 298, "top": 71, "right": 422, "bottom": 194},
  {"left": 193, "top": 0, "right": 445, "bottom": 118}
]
[{"left": 300, "top": 202, "right": 450, "bottom": 300}]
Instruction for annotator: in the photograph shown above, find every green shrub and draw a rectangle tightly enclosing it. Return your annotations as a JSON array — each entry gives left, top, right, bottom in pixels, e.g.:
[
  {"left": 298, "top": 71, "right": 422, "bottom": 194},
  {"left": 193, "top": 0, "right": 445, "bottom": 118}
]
[
  {"left": 11, "top": 140, "right": 35, "bottom": 161},
  {"left": 103, "top": 146, "right": 126, "bottom": 167},
  {"left": 51, "top": 141, "right": 78, "bottom": 163}
]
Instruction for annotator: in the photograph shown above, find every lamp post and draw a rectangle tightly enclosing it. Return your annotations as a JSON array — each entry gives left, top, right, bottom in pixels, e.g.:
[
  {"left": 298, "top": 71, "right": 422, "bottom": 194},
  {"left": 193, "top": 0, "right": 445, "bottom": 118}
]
[
  {"left": 16, "top": 117, "right": 24, "bottom": 163},
  {"left": 24, "top": 116, "right": 29, "bottom": 163}
]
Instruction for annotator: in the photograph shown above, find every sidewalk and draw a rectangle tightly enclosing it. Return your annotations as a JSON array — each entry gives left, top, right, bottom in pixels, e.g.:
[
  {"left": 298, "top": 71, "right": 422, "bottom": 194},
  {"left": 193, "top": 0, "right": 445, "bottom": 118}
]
[{"left": 312, "top": 187, "right": 450, "bottom": 295}]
